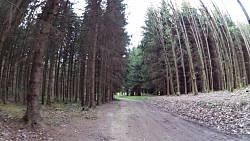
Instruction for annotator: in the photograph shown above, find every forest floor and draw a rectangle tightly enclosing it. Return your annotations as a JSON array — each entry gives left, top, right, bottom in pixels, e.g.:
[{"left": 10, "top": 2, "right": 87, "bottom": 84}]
[
  {"left": 148, "top": 89, "right": 250, "bottom": 137},
  {"left": 1, "top": 90, "right": 250, "bottom": 141}
]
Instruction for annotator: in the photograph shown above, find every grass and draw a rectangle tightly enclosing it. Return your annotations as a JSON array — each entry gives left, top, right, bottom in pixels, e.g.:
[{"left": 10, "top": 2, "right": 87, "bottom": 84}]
[
  {"left": 0, "top": 102, "right": 96, "bottom": 128},
  {"left": 40, "top": 102, "right": 89, "bottom": 126},
  {"left": 0, "top": 102, "right": 82, "bottom": 119},
  {"left": 0, "top": 104, "right": 25, "bottom": 117},
  {"left": 40, "top": 102, "right": 82, "bottom": 111},
  {"left": 114, "top": 95, "right": 154, "bottom": 100}
]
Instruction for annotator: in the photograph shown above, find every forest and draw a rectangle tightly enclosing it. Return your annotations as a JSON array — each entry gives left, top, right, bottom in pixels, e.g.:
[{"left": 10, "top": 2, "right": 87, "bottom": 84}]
[
  {"left": 1, "top": 0, "right": 250, "bottom": 140},
  {"left": 0, "top": 0, "right": 128, "bottom": 127},
  {"left": 125, "top": 0, "right": 250, "bottom": 96}
]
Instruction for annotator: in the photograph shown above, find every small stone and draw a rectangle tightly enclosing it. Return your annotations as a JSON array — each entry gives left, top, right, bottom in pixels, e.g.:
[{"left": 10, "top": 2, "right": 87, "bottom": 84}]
[{"left": 21, "top": 133, "right": 27, "bottom": 138}]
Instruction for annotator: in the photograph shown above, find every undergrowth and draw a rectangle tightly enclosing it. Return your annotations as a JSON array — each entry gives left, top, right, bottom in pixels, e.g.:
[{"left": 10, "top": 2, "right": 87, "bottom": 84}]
[{"left": 0, "top": 104, "right": 25, "bottom": 117}]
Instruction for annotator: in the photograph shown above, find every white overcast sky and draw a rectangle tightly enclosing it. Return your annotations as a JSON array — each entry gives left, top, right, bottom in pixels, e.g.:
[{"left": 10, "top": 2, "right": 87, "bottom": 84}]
[{"left": 73, "top": 0, "right": 250, "bottom": 48}]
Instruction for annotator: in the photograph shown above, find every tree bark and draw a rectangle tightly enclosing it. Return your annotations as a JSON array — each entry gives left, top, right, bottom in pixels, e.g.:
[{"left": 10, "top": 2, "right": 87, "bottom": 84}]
[
  {"left": 90, "top": 22, "right": 98, "bottom": 108},
  {"left": 23, "top": 0, "right": 60, "bottom": 128},
  {"left": 46, "top": 57, "right": 54, "bottom": 105},
  {"left": 179, "top": 12, "right": 198, "bottom": 95}
]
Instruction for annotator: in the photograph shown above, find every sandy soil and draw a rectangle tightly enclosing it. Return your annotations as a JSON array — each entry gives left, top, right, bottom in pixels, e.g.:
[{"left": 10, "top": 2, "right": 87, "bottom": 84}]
[{"left": 51, "top": 99, "right": 249, "bottom": 141}]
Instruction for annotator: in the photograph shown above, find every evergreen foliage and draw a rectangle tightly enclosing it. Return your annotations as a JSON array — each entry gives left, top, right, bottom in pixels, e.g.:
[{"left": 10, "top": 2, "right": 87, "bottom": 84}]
[
  {"left": 0, "top": 0, "right": 128, "bottom": 126},
  {"left": 123, "top": 0, "right": 250, "bottom": 96}
]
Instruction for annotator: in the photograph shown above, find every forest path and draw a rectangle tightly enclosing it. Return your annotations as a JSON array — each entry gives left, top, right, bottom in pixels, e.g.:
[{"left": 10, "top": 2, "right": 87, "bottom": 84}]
[{"left": 52, "top": 99, "right": 246, "bottom": 141}]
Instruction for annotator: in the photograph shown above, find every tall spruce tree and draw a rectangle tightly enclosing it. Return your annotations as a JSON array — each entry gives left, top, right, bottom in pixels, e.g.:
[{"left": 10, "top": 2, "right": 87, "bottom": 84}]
[{"left": 23, "top": 0, "right": 60, "bottom": 127}]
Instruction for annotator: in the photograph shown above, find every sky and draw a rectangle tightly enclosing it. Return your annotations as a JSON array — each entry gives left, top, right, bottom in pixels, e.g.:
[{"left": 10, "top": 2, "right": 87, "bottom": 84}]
[
  {"left": 123, "top": 0, "right": 161, "bottom": 47},
  {"left": 72, "top": 0, "right": 250, "bottom": 48}
]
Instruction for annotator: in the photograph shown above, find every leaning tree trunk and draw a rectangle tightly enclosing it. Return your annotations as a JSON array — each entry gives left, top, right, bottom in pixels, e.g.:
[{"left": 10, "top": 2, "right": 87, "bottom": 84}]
[
  {"left": 237, "top": 0, "right": 250, "bottom": 25},
  {"left": 23, "top": 0, "right": 60, "bottom": 128},
  {"left": 168, "top": 1, "right": 188, "bottom": 94},
  {"left": 151, "top": 11, "right": 175, "bottom": 95},
  {"left": 199, "top": 0, "right": 226, "bottom": 90},
  {"left": 178, "top": 12, "right": 198, "bottom": 95}
]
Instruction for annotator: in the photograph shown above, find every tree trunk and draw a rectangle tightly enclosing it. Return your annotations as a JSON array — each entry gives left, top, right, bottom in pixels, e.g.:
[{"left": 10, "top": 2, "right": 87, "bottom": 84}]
[
  {"left": 1, "top": 57, "right": 8, "bottom": 104},
  {"left": 237, "top": 0, "right": 250, "bottom": 25},
  {"left": 168, "top": 1, "right": 187, "bottom": 94},
  {"left": 23, "top": 0, "right": 60, "bottom": 128},
  {"left": 179, "top": 13, "right": 198, "bottom": 95},
  {"left": 41, "top": 56, "right": 48, "bottom": 105},
  {"left": 89, "top": 22, "right": 99, "bottom": 108},
  {"left": 46, "top": 57, "right": 54, "bottom": 105}
]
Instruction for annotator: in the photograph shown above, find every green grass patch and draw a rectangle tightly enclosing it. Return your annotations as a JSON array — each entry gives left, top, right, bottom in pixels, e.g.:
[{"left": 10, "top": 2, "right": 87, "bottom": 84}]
[
  {"left": 114, "top": 95, "right": 154, "bottom": 100},
  {"left": 0, "top": 104, "right": 25, "bottom": 117}
]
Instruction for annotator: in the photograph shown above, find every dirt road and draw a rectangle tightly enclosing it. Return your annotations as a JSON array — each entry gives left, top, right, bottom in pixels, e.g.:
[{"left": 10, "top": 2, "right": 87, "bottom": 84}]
[{"left": 53, "top": 99, "right": 248, "bottom": 141}]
